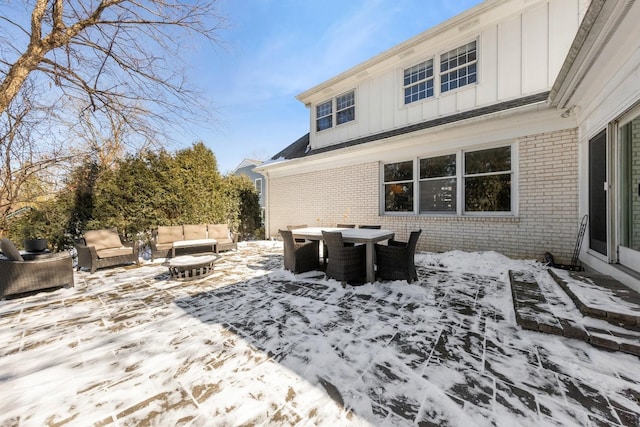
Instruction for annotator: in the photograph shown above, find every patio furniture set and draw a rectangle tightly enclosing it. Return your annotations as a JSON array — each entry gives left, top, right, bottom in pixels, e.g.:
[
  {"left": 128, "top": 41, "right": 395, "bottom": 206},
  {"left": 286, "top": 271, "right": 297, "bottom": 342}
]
[
  {"left": 280, "top": 225, "right": 422, "bottom": 284},
  {"left": 0, "top": 223, "right": 238, "bottom": 298}
]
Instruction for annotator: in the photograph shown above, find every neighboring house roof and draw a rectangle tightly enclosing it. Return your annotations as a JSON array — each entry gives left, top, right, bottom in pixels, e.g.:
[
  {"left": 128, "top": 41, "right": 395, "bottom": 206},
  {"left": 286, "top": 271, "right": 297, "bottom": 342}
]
[
  {"left": 233, "top": 158, "right": 264, "bottom": 173},
  {"left": 271, "top": 91, "right": 550, "bottom": 161}
]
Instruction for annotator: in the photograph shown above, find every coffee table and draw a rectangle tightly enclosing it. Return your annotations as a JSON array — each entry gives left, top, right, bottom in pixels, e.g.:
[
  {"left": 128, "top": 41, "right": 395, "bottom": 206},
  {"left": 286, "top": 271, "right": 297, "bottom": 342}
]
[
  {"left": 171, "top": 239, "right": 217, "bottom": 257},
  {"left": 168, "top": 254, "right": 218, "bottom": 281}
]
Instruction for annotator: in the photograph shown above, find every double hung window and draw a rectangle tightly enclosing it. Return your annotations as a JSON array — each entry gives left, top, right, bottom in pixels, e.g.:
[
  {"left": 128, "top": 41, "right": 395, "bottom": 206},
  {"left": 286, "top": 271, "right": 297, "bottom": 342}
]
[
  {"left": 316, "top": 91, "right": 355, "bottom": 131},
  {"left": 404, "top": 60, "right": 434, "bottom": 104},
  {"left": 383, "top": 145, "right": 513, "bottom": 214},
  {"left": 316, "top": 101, "right": 333, "bottom": 132},
  {"left": 440, "top": 41, "right": 477, "bottom": 93}
]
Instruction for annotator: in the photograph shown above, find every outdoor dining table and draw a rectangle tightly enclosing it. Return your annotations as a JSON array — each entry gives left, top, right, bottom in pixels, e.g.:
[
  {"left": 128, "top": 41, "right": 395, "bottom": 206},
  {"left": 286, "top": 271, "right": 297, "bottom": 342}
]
[{"left": 291, "top": 227, "right": 395, "bottom": 283}]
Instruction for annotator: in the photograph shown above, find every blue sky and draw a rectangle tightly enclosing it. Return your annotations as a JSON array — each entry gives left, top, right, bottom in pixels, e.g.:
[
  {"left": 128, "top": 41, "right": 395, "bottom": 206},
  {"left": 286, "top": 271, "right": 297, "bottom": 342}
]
[{"left": 180, "top": 0, "right": 484, "bottom": 173}]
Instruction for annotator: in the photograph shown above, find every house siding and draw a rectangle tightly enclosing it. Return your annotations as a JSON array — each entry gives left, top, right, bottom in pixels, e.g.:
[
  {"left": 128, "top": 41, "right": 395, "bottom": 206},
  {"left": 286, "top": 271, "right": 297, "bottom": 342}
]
[
  {"left": 305, "top": 0, "right": 583, "bottom": 152},
  {"left": 268, "top": 128, "right": 579, "bottom": 263}
]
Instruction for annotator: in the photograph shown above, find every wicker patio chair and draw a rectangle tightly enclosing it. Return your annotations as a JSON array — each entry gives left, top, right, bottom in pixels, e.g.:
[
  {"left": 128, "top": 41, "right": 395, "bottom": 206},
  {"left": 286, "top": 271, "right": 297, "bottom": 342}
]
[
  {"left": 359, "top": 225, "right": 382, "bottom": 229},
  {"left": 280, "top": 229, "right": 320, "bottom": 274},
  {"left": 74, "top": 229, "right": 139, "bottom": 274},
  {"left": 375, "top": 229, "right": 422, "bottom": 283},
  {"left": 0, "top": 238, "right": 74, "bottom": 299},
  {"left": 322, "top": 230, "right": 366, "bottom": 284}
]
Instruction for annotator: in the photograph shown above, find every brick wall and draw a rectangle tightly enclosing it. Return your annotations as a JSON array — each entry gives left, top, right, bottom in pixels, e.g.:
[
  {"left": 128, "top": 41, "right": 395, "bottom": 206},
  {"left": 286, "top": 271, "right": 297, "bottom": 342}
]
[{"left": 268, "top": 128, "right": 579, "bottom": 263}]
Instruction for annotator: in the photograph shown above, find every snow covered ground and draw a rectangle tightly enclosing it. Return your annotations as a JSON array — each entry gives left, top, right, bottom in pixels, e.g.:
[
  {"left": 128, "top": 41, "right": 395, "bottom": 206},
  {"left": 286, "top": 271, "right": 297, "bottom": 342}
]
[{"left": 1, "top": 241, "right": 639, "bottom": 426}]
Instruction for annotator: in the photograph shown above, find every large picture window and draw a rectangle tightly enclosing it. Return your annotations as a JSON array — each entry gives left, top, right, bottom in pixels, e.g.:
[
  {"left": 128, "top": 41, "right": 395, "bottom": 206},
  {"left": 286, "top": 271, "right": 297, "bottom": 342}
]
[
  {"left": 440, "top": 41, "right": 477, "bottom": 93},
  {"left": 404, "top": 60, "right": 434, "bottom": 104},
  {"left": 382, "top": 145, "right": 513, "bottom": 215},
  {"left": 316, "top": 90, "right": 355, "bottom": 132},
  {"left": 383, "top": 161, "right": 414, "bottom": 212}
]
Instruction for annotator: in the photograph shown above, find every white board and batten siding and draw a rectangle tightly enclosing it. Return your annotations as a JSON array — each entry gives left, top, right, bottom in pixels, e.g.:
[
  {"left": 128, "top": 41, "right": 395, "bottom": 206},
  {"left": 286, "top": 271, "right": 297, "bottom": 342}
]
[{"left": 302, "top": 0, "right": 585, "bottom": 151}]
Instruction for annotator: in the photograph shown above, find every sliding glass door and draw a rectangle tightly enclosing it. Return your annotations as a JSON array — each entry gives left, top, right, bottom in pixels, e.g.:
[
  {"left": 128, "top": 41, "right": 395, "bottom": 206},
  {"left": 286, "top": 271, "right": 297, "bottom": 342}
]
[
  {"left": 589, "top": 130, "right": 608, "bottom": 256},
  {"left": 618, "top": 114, "right": 640, "bottom": 271}
]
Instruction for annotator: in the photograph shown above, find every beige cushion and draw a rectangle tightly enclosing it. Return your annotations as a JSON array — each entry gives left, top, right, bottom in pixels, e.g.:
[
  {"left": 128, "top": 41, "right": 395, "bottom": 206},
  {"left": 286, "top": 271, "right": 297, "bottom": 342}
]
[
  {"left": 208, "top": 224, "right": 231, "bottom": 240},
  {"left": 154, "top": 242, "right": 173, "bottom": 251},
  {"left": 216, "top": 238, "right": 233, "bottom": 245},
  {"left": 84, "top": 229, "right": 123, "bottom": 251},
  {"left": 0, "top": 238, "right": 24, "bottom": 262},
  {"left": 183, "top": 224, "right": 207, "bottom": 240},
  {"left": 96, "top": 247, "right": 133, "bottom": 258},
  {"left": 156, "top": 226, "right": 184, "bottom": 244}
]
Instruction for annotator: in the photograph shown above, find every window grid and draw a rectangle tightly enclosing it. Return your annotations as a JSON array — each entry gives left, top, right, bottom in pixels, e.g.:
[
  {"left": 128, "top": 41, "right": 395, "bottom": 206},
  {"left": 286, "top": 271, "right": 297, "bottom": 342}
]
[
  {"left": 316, "top": 91, "right": 355, "bottom": 131},
  {"left": 336, "top": 91, "right": 355, "bottom": 125},
  {"left": 404, "top": 60, "right": 434, "bottom": 104},
  {"left": 316, "top": 101, "right": 333, "bottom": 132},
  {"left": 440, "top": 41, "right": 477, "bottom": 93}
]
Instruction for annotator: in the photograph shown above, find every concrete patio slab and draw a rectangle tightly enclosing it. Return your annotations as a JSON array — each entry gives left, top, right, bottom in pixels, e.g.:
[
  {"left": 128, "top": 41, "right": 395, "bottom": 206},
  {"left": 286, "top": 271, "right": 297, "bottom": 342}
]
[{"left": 1, "top": 243, "right": 639, "bottom": 426}]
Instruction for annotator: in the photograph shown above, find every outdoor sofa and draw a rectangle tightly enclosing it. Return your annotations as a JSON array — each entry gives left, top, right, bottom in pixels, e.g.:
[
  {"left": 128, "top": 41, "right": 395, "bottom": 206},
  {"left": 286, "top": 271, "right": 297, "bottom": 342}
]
[
  {"left": 74, "top": 228, "right": 139, "bottom": 274},
  {"left": 151, "top": 224, "right": 237, "bottom": 259},
  {"left": 1, "top": 238, "right": 74, "bottom": 298}
]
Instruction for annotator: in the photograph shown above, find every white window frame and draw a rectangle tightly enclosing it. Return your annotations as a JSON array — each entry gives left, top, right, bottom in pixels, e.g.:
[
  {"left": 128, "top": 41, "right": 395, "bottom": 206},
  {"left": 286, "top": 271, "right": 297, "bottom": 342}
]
[
  {"left": 316, "top": 100, "right": 333, "bottom": 132},
  {"left": 440, "top": 40, "right": 478, "bottom": 94},
  {"left": 403, "top": 59, "right": 435, "bottom": 105},
  {"left": 254, "top": 178, "right": 262, "bottom": 195},
  {"left": 381, "top": 143, "right": 516, "bottom": 216},
  {"left": 315, "top": 90, "right": 356, "bottom": 132}
]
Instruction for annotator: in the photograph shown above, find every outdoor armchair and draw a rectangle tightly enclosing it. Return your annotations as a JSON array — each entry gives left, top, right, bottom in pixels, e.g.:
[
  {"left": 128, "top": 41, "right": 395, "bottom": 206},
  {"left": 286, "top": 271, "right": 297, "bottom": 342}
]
[
  {"left": 0, "top": 238, "right": 74, "bottom": 298},
  {"left": 375, "top": 229, "right": 422, "bottom": 283},
  {"left": 322, "top": 230, "right": 366, "bottom": 284},
  {"left": 74, "top": 229, "right": 139, "bottom": 274},
  {"left": 280, "top": 229, "right": 320, "bottom": 274}
]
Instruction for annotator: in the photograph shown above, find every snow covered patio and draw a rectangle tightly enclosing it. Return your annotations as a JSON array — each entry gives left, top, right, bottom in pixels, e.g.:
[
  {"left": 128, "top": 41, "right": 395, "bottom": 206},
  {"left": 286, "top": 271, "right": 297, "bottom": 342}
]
[{"left": 1, "top": 242, "right": 640, "bottom": 426}]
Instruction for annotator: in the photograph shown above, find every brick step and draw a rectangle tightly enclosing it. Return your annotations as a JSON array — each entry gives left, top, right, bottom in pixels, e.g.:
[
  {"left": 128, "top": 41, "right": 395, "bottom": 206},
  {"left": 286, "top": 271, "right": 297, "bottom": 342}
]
[
  {"left": 508, "top": 270, "right": 640, "bottom": 357},
  {"left": 548, "top": 269, "right": 640, "bottom": 330}
]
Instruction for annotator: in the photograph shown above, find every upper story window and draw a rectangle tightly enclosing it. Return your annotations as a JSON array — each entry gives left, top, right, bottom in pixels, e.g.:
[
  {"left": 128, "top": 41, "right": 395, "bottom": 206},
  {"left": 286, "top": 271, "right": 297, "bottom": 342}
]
[
  {"left": 404, "top": 59, "right": 434, "bottom": 104},
  {"left": 440, "top": 41, "right": 477, "bottom": 93},
  {"left": 316, "top": 90, "right": 356, "bottom": 132},
  {"left": 316, "top": 101, "right": 333, "bottom": 131},
  {"left": 336, "top": 91, "right": 355, "bottom": 125}
]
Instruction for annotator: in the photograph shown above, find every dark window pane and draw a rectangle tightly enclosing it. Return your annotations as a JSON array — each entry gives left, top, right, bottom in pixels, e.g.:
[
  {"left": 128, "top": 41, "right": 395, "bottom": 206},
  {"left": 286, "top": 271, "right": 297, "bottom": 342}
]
[
  {"left": 385, "top": 183, "right": 414, "bottom": 212},
  {"left": 337, "top": 107, "right": 355, "bottom": 125},
  {"left": 316, "top": 116, "right": 332, "bottom": 131},
  {"left": 465, "top": 175, "right": 511, "bottom": 212},
  {"left": 420, "top": 178, "right": 457, "bottom": 212},
  {"left": 420, "top": 154, "right": 456, "bottom": 178},
  {"left": 465, "top": 146, "right": 511, "bottom": 174},
  {"left": 384, "top": 161, "right": 413, "bottom": 182}
]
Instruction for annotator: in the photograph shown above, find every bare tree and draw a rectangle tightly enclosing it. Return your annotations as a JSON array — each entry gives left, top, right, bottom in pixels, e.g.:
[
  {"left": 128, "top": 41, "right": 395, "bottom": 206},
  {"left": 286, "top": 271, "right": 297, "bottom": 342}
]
[
  {"left": 0, "top": 1, "right": 224, "bottom": 123},
  {"left": 0, "top": 79, "right": 76, "bottom": 231},
  {"left": 0, "top": 1, "right": 225, "bottom": 227}
]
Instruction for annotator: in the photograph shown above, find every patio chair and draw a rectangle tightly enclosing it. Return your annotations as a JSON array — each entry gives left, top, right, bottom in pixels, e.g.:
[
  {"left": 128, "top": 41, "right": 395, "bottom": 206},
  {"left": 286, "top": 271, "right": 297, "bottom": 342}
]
[
  {"left": 322, "top": 230, "right": 366, "bottom": 284},
  {"left": 280, "top": 229, "right": 320, "bottom": 274},
  {"left": 1, "top": 238, "right": 74, "bottom": 298},
  {"left": 336, "top": 224, "right": 356, "bottom": 228},
  {"left": 375, "top": 229, "right": 422, "bottom": 283},
  {"left": 74, "top": 228, "right": 139, "bottom": 274},
  {"left": 359, "top": 225, "right": 381, "bottom": 229}
]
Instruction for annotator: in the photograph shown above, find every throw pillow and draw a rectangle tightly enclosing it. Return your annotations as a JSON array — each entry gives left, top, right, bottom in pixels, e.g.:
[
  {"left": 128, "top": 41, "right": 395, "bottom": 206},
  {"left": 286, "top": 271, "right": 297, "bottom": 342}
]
[{"left": 0, "top": 238, "right": 24, "bottom": 262}]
